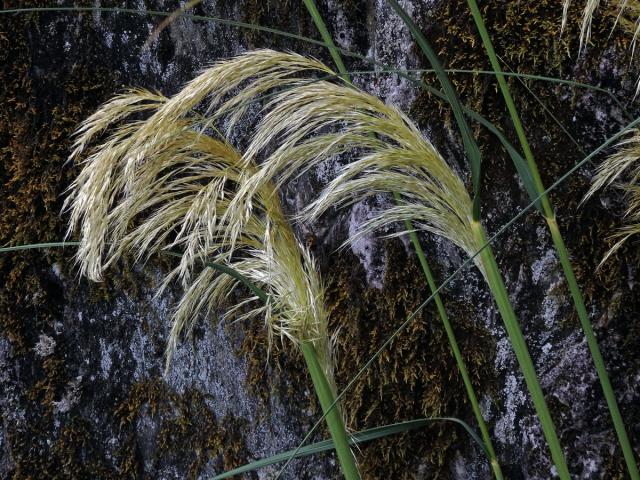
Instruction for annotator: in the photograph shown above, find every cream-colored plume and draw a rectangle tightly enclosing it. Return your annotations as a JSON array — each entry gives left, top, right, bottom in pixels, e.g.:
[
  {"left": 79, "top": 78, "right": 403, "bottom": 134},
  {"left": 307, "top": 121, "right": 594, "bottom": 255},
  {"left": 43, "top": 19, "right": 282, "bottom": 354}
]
[
  {"left": 219, "top": 77, "right": 484, "bottom": 276},
  {"left": 64, "top": 55, "right": 335, "bottom": 379}
]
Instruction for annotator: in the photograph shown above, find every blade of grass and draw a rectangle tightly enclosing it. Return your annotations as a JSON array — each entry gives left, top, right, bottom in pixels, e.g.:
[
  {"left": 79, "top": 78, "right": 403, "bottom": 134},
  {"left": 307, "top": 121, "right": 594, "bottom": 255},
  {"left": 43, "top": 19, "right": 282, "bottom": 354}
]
[
  {"left": 302, "top": 0, "right": 348, "bottom": 81},
  {"left": 471, "top": 220, "right": 570, "bottom": 479},
  {"left": 163, "top": 251, "right": 270, "bottom": 304},
  {"left": 402, "top": 212, "right": 503, "bottom": 480},
  {"left": 494, "top": 58, "right": 587, "bottom": 156},
  {"left": 274, "top": 111, "right": 640, "bottom": 480},
  {"left": 465, "top": 2, "right": 639, "bottom": 478},
  {"left": 0, "top": 242, "right": 270, "bottom": 304},
  {"left": 212, "top": 417, "right": 486, "bottom": 479},
  {"left": 345, "top": 68, "right": 629, "bottom": 118},
  {"left": 0, "top": 241, "right": 80, "bottom": 252},
  {"left": 303, "top": 5, "right": 502, "bottom": 477}
]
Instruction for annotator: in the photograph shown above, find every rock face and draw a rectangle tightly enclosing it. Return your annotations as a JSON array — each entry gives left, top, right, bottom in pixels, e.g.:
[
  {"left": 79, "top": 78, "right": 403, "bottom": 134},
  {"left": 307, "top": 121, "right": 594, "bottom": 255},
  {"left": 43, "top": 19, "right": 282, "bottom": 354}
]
[{"left": 1, "top": 1, "right": 639, "bottom": 479}]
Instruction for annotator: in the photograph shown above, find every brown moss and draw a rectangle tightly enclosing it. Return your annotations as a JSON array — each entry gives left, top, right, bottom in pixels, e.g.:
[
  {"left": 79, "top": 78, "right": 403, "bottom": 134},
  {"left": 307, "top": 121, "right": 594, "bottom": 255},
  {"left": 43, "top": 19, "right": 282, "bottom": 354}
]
[
  {"left": 8, "top": 416, "right": 117, "bottom": 480},
  {"left": 328, "top": 241, "right": 496, "bottom": 479},
  {"left": 114, "top": 377, "right": 252, "bottom": 479},
  {"left": 0, "top": 5, "right": 212, "bottom": 478}
]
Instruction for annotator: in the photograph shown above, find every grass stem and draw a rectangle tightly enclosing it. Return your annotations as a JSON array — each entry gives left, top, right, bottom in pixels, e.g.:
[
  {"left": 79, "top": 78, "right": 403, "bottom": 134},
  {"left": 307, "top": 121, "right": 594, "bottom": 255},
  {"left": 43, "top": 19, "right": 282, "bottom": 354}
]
[
  {"left": 398, "top": 194, "right": 503, "bottom": 480},
  {"left": 471, "top": 221, "right": 571, "bottom": 480},
  {"left": 300, "top": 341, "right": 360, "bottom": 480},
  {"left": 547, "top": 216, "right": 639, "bottom": 479},
  {"left": 302, "top": 3, "right": 502, "bottom": 475}
]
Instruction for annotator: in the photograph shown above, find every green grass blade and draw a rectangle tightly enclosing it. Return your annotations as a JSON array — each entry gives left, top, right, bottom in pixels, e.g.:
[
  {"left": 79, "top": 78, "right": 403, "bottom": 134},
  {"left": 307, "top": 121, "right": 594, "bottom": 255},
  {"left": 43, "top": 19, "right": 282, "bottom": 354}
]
[
  {"left": 299, "top": 8, "right": 362, "bottom": 478},
  {"left": 548, "top": 217, "right": 640, "bottom": 479},
  {"left": 471, "top": 222, "right": 570, "bottom": 479},
  {"left": 0, "top": 241, "right": 80, "bottom": 252},
  {"left": 465, "top": 2, "right": 639, "bottom": 477},
  {"left": 464, "top": 0, "right": 553, "bottom": 219},
  {"left": 163, "top": 251, "right": 270, "bottom": 304},
  {"left": 345, "top": 68, "right": 627, "bottom": 112},
  {"left": 494, "top": 59, "right": 587, "bottom": 156},
  {"left": 301, "top": 0, "right": 348, "bottom": 81},
  {"left": 0, "top": 242, "right": 270, "bottom": 304},
  {"left": 398, "top": 195, "right": 502, "bottom": 479},
  {"left": 274, "top": 115, "right": 640, "bottom": 478},
  {"left": 213, "top": 417, "right": 486, "bottom": 479},
  {"left": 386, "top": 0, "right": 483, "bottom": 219}
]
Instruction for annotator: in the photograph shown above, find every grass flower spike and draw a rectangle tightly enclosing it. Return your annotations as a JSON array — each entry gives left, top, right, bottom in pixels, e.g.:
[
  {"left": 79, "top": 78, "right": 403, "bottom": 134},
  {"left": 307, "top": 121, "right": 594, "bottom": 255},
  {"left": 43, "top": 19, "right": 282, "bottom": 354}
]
[{"left": 64, "top": 69, "right": 360, "bottom": 479}]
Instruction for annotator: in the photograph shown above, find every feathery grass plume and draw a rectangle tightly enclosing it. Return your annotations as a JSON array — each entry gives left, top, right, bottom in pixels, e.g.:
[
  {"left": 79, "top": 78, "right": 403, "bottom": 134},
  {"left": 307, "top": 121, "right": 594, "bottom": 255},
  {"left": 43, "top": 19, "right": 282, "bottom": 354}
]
[
  {"left": 224, "top": 80, "right": 484, "bottom": 276},
  {"left": 583, "top": 128, "right": 640, "bottom": 264},
  {"left": 64, "top": 85, "right": 335, "bottom": 382},
  {"left": 66, "top": 74, "right": 361, "bottom": 478}
]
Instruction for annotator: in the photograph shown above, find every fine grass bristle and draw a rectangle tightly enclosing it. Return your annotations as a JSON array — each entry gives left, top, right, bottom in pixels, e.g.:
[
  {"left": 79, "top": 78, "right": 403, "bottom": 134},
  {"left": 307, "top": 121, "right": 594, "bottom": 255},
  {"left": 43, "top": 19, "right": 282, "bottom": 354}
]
[
  {"left": 64, "top": 83, "right": 334, "bottom": 383},
  {"left": 561, "top": 0, "right": 602, "bottom": 52},
  {"left": 584, "top": 128, "right": 640, "bottom": 264},
  {"left": 222, "top": 79, "right": 483, "bottom": 275}
]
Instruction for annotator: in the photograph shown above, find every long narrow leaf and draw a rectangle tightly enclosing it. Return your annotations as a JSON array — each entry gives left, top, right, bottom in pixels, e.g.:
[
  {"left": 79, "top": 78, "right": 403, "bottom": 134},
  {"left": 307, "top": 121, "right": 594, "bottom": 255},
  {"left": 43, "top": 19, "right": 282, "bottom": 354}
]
[
  {"left": 302, "top": 0, "right": 348, "bottom": 81},
  {"left": 0, "top": 242, "right": 270, "bottom": 304},
  {"left": 0, "top": 241, "right": 80, "bottom": 252},
  {"left": 213, "top": 417, "right": 486, "bottom": 480},
  {"left": 301, "top": 8, "right": 501, "bottom": 477}
]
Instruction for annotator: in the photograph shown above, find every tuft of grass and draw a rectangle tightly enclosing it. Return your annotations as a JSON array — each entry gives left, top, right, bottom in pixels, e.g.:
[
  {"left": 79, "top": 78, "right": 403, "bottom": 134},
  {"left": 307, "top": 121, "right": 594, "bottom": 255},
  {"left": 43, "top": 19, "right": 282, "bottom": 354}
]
[{"left": 64, "top": 79, "right": 359, "bottom": 479}]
